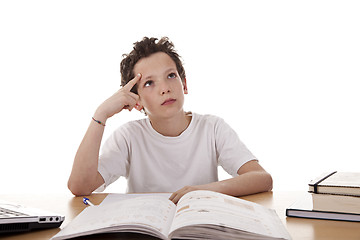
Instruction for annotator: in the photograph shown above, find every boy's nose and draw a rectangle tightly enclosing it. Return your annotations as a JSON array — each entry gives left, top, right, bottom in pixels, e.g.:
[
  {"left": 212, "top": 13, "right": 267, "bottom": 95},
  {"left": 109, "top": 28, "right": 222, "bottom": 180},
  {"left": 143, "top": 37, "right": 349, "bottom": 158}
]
[
  {"left": 161, "top": 89, "right": 170, "bottom": 95},
  {"left": 160, "top": 81, "right": 171, "bottom": 95}
]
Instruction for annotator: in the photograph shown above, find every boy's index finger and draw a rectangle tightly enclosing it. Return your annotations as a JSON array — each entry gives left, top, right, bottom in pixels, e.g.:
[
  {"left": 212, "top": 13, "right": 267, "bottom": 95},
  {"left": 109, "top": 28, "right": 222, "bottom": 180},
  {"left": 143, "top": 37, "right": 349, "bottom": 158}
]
[{"left": 123, "top": 73, "right": 142, "bottom": 91}]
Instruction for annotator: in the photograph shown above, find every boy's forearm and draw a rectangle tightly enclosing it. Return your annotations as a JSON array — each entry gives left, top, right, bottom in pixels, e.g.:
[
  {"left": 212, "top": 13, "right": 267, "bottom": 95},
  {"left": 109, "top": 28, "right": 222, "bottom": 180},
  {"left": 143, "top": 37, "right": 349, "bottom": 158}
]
[
  {"left": 169, "top": 170, "right": 272, "bottom": 204},
  {"left": 68, "top": 118, "right": 106, "bottom": 196},
  {"left": 203, "top": 171, "right": 273, "bottom": 197}
]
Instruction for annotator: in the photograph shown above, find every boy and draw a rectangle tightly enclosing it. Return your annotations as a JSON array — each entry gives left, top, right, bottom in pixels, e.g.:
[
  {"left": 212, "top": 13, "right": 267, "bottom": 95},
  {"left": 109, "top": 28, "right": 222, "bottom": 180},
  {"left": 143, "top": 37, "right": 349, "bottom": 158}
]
[{"left": 68, "top": 37, "right": 272, "bottom": 204}]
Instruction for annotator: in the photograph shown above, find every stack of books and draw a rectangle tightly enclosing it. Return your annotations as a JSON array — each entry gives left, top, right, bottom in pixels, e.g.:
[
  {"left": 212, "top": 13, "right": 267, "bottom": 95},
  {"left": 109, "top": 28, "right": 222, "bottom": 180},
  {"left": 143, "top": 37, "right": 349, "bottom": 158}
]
[{"left": 286, "top": 171, "right": 360, "bottom": 222}]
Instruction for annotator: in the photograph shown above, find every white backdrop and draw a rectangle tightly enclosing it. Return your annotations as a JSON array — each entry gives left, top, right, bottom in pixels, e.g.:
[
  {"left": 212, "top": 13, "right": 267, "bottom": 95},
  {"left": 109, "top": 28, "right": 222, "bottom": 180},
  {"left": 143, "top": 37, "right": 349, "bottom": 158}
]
[{"left": 1, "top": 0, "right": 359, "bottom": 194}]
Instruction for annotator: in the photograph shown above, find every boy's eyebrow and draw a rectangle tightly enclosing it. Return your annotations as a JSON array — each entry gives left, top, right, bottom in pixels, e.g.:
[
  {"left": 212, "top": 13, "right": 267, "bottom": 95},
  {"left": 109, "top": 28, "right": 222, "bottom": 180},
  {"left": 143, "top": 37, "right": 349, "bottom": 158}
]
[
  {"left": 140, "top": 75, "right": 153, "bottom": 83},
  {"left": 140, "top": 68, "right": 177, "bottom": 82},
  {"left": 165, "top": 67, "right": 177, "bottom": 73}
]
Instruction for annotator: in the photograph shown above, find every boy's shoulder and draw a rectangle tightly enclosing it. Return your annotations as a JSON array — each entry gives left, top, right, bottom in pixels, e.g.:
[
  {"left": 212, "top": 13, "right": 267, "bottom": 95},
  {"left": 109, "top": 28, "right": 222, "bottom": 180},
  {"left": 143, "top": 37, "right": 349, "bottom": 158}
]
[
  {"left": 121, "top": 117, "right": 148, "bottom": 129},
  {"left": 191, "top": 112, "right": 228, "bottom": 131},
  {"left": 112, "top": 117, "right": 148, "bottom": 136},
  {"left": 193, "top": 112, "right": 225, "bottom": 124}
]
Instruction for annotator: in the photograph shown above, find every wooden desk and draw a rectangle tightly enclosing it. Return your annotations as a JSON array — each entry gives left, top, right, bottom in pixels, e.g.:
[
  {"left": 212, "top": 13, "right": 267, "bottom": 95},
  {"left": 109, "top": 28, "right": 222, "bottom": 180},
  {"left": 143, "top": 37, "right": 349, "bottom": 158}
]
[{"left": 1, "top": 191, "right": 359, "bottom": 240}]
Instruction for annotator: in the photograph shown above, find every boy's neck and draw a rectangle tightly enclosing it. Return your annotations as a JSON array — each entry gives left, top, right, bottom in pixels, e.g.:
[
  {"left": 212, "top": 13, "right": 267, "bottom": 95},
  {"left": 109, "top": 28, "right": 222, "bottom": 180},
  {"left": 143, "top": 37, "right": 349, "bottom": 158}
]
[{"left": 149, "top": 111, "right": 191, "bottom": 137}]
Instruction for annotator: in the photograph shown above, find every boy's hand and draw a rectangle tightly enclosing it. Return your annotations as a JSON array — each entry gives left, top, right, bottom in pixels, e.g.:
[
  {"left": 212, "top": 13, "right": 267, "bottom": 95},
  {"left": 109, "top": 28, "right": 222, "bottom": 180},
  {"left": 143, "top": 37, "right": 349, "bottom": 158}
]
[
  {"left": 94, "top": 73, "right": 142, "bottom": 121},
  {"left": 169, "top": 185, "right": 202, "bottom": 204},
  {"left": 170, "top": 182, "right": 223, "bottom": 204}
]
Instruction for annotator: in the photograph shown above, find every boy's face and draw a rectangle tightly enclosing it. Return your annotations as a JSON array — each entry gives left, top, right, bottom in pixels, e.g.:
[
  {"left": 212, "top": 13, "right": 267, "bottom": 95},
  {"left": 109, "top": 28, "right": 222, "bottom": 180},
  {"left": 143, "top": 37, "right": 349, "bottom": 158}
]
[{"left": 133, "top": 52, "right": 188, "bottom": 120}]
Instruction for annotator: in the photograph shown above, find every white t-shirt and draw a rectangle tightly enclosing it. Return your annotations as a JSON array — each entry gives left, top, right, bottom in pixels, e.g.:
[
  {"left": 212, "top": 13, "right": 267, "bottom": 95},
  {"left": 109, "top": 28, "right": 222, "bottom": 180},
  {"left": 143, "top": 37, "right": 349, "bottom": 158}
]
[{"left": 97, "top": 112, "right": 256, "bottom": 193}]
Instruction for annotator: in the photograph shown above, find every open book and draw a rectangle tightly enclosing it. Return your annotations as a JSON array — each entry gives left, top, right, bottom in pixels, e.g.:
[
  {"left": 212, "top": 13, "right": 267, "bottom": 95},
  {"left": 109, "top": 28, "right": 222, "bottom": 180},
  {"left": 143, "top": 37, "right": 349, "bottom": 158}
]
[{"left": 51, "top": 190, "right": 291, "bottom": 240}]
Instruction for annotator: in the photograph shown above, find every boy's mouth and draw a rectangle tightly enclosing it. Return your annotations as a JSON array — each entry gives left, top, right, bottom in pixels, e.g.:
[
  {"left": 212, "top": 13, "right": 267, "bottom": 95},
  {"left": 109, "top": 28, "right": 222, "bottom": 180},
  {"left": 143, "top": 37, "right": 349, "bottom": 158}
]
[{"left": 161, "top": 98, "right": 176, "bottom": 105}]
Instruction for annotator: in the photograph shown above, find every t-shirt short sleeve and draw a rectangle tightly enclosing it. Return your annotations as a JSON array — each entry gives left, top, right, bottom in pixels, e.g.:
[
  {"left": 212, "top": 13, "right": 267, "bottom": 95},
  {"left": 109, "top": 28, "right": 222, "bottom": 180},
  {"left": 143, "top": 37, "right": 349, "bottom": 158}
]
[{"left": 214, "top": 117, "right": 257, "bottom": 176}]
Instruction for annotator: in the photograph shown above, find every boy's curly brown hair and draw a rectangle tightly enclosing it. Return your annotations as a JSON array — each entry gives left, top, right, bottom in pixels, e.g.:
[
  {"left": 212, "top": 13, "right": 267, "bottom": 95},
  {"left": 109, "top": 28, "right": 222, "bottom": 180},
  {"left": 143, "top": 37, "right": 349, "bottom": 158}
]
[{"left": 120, "top": 37, "right": 186, "bottom": 94}]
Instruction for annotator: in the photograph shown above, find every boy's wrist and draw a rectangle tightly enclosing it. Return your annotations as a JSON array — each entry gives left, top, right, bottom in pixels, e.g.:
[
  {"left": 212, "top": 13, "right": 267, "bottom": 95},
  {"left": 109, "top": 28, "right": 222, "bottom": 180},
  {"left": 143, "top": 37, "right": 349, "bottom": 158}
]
[
  {"left": 92, "top": 117, "right": 106, "bottom": 126},
  {"left": 93, "top": 109, "right": 108, "bottom": 124}
]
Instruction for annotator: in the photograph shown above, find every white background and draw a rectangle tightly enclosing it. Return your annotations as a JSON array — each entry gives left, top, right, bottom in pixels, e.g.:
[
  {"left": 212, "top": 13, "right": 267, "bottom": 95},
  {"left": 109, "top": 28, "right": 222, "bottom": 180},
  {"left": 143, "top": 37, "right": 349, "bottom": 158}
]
[{"left": 1, "top": 0, "right": 359, "bottom": 194}]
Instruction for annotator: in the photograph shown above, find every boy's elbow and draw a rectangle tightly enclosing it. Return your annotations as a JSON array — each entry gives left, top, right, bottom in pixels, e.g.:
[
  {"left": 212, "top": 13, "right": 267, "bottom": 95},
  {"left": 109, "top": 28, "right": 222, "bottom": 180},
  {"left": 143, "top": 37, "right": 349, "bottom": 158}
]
[
  {"left": 263, "top": 172, "right": 273, "bottom": 192},
  {"left": 67, "top": 179, "right": 93, "bottom": 196},
  {"left": 67, "top": 180, "right": 80, "bottom": 196}
]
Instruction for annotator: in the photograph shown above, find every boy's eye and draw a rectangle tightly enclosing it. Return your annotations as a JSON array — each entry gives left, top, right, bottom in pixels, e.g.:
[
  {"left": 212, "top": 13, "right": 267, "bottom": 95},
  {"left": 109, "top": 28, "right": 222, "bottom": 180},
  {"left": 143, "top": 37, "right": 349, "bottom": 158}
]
[
  {"left": 167, "top": 73, "right": 177, "bottom": 79},
  {"left": 144, "top": 80, "right": 153, "bottom": 87}
]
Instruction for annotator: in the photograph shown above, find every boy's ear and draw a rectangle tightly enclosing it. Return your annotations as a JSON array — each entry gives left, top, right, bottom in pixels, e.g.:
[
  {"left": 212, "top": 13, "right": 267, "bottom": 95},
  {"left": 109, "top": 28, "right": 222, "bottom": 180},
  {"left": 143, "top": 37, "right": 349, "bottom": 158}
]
[
  {"left": 183, "top": 78, "right": 188, "bottom": 94},
  {"left": 135, "top": 102, "right": 143, "bottom": 111}
]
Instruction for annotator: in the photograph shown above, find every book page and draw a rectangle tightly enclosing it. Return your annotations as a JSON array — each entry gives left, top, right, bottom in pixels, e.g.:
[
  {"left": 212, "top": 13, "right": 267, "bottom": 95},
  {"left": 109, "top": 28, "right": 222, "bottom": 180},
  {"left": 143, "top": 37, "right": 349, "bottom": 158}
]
[
  {"left": 100, "top": 193, "right": 172, "bottom": 206},
  {"left": 51, "top": 196, "right": 176, "bottom": 240},
  {"left": 169, "top": 190, "right": 291, "bottom": 240}
]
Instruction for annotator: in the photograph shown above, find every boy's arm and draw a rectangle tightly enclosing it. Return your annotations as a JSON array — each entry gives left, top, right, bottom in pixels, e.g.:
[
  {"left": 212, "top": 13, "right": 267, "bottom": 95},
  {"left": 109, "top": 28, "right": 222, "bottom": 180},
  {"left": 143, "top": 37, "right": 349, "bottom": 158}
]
[
  {"left": 169, "top": 160, "right": 273, "bottom": 204},
  {"left": 67, "top": 74, "right": 141, "bottom": 196},
  {"left": 67, "top": 117, "right": 106, "bottom": 196}
]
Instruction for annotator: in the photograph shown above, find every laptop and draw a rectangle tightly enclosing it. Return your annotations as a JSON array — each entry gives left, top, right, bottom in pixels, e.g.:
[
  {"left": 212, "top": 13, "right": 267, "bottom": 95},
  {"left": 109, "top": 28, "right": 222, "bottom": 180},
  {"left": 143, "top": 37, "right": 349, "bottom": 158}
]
[{"left": 0, "top": 200, "right": 65, "bottom": 234}]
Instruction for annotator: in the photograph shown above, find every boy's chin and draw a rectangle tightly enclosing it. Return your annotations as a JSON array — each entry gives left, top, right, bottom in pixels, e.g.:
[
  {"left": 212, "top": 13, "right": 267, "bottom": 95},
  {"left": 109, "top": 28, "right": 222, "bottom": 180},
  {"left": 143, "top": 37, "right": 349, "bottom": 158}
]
[{"left": 149, "top": 108, "right": 185, "bottom": 119}]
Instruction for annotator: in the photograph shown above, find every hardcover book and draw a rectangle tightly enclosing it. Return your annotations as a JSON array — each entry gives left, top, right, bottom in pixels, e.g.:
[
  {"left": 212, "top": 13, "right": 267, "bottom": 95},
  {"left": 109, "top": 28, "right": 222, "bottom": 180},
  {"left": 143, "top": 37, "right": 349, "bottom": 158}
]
[
  {"left": 311, "top": 193, "right": 360, "bottom": 214},
  {"left": 286, "top": 194, "right": 360, "bottom": 222},
  {"left": 308, "top": 171, "right": 360, "bottom": 196}
]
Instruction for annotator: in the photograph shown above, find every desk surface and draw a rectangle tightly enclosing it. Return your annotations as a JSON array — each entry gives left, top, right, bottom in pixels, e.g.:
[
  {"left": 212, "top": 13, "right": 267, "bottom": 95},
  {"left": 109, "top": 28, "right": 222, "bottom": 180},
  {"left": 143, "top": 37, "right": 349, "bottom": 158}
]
[{"left": 1, "top": 191, "right": 359, "bottom": 240}]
